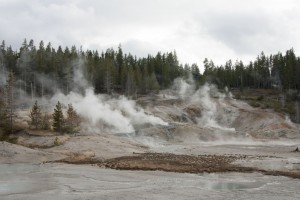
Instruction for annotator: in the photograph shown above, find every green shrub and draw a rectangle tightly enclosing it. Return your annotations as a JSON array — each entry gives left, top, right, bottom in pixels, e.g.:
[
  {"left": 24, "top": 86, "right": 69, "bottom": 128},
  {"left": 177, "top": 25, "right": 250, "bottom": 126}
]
[
  {"left": 257, "top": 95, "right": 264, "bottom": 101},
  {"left": 53, "top": 137, "right": 61, "bottom": 146}
]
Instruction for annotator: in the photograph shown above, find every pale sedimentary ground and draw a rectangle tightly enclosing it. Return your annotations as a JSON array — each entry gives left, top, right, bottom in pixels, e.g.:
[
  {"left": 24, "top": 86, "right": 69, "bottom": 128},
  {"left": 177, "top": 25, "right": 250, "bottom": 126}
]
[
  {"left": 1, "top": 89, "right": 300, "bottom": 199},
  {"left": 1, "top": 163, "right": 300, "bottom": 200}
]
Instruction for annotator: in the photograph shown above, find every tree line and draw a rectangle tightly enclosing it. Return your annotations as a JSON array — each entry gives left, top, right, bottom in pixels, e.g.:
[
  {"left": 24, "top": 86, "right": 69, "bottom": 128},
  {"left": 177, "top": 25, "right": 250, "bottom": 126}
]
[
  {"left": 0, "top": 38, "right": 200, "bottom": 137},
  {"left": 1, "top": 39, "right": 300, "bottom": 96},
  {"left": 203, "top": 49, "right": 300, "bottom": 91},
  {"left": 0, "top": 39, "right": 200, "bottom": 98},
  {"left": 0, "top": 73, "right": 80, "bottom": 139},
  {"left": 1, "top": 39, "right": 300, "bottom": 137},
  {"left": 0, "top": 72, "right": 14, "bottom": 136},
  {"left": 29, "top": 100, "right": 80, "bottom": 134}
]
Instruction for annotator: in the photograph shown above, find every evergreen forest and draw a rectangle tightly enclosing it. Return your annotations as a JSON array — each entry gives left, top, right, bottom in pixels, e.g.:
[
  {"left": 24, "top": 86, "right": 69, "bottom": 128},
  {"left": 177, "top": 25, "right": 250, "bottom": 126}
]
[{"left": 1, "top": 39, "right": 300, "bottom": 97}]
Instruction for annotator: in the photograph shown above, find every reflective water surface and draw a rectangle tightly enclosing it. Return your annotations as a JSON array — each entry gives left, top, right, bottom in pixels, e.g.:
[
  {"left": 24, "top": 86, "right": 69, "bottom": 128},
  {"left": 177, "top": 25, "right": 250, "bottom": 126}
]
[{"left": 0, "top": 163, "right": 300, "bottom": 200}]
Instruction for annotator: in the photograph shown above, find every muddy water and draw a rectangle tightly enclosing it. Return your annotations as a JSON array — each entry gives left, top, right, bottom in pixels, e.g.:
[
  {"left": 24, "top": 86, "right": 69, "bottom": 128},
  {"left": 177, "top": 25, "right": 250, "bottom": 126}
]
[{"left": 1, "top": 163, "right": 300, "bottom": 200}]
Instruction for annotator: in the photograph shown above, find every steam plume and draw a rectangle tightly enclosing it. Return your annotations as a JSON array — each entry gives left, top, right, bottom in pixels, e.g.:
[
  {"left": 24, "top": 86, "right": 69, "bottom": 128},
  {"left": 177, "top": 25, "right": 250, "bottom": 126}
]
[
  {"left": 174, "top": 76, "right": 235, "bottom": 131},
  {"left": 52, "top": 88, "right": 168, "bottom": 133}
]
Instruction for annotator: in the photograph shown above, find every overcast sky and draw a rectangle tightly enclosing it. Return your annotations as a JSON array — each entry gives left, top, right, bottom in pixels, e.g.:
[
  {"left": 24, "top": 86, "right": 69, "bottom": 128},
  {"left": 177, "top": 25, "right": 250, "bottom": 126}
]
[{"left": 0, "top": 0, "right": 299, "bottom": 72}]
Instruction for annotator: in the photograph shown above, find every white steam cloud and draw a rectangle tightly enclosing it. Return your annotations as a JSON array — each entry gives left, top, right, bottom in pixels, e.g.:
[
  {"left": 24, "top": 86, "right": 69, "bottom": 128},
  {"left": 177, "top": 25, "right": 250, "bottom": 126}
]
[
  {"left": 2, "top": 56, "right": 168, "bottom": 134},
  {"left": 173, "top": 74, "right": 195, "bottom": 100},
  {"left": 173, "top": 76, "right": 235, "bottom": 131},
  {"left": 49, "top": 59, "right": 168, "bottom": 134},
  {"left": 192, "top": 84, "right": 235, "bottom": 131},
  {"left": 51, "top": 88, "right": 168, "bottom": 134}
]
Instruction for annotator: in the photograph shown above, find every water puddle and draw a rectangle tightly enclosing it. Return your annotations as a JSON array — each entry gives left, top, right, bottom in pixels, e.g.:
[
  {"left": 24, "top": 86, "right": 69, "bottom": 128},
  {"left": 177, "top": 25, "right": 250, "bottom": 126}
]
[
  {"left": 205, "top": 181, "right": 265, "bottom": 191},
  {"left": 0, "top": 164, "right": 43, "bottom": 195},
  {"left": 1, "top": 164, "right": 300, "bottom": 199},
  {"left": 0, "top": 182, "right": 33, "bottom": 195},
  {"left": 198, "top": 173, "right": 267, "bottom": 191},
  {"left": 290, "top": 163, "right": 300, "bottom": 170},
  {"left": 0, "top": 163, "right": 41, "bottom": 174},
  {"left": 236, "top": 157, "right": 300, "bottom": 171}
]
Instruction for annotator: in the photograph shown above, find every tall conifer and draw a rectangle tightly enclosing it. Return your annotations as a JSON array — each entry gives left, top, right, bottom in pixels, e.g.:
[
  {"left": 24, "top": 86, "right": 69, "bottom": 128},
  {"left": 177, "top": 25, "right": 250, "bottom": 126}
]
[{"left": 52, "top": 101, "right": 64, "bottom": 133}]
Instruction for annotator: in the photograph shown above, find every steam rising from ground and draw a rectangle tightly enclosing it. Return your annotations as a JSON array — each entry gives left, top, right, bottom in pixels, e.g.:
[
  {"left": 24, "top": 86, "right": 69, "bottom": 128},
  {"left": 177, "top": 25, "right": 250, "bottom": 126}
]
[
  {"left": 173, "top": 76, "right": 235, "bottom": 131},
  {"left": 2, "top": 57, "right": 168, "bottom": 134},
  {"left": 192, "top": 85, "right": 235, "bottom": 131},
  {"left": 173, "top": 75, "right": 195, "bottom": 100},
  {"left": 52, "top": 88, "right": 168, "bottom": 134}
]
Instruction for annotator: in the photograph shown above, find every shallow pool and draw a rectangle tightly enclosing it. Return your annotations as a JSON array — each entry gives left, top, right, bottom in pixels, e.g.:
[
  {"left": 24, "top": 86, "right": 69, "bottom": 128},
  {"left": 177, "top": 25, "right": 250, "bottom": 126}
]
[{"left": 0, "top": 163, "right": 299, "bottom": 200}]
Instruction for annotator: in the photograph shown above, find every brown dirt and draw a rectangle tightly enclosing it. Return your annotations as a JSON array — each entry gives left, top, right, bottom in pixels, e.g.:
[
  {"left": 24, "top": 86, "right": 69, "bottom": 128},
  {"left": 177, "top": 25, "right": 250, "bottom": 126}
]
[
  {"left": 5, "top": 92, "right": 300, "bottom": 181},
  {"left": 269, "top": 122, "right": 293, "bottom": 129},
  {"left": 54, "top": 150, "right": 99, "bottom": 164},
  {"left": 52, "top": 152, "right": 300, "bottom": 179},
  {"left": 183, "top": 105, "right": 202, "bottom": 123},
  {"left": 99, "top": 153, "right": 239, "bottom": 173},
  {"left": 97, "top": 153, "right": 300, "bottom": 179}
]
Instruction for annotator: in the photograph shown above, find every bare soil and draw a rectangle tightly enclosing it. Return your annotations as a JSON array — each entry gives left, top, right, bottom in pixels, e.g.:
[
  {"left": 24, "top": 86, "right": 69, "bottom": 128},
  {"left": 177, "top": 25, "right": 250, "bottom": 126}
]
[{"left": 2, "top": 90, "right": 300, "bottom": 180}]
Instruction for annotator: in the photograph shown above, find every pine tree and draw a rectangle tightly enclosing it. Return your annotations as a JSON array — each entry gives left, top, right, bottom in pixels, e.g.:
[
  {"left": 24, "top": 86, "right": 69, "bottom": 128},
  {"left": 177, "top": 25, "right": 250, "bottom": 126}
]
[
  {"left": 52, "top": 101, "right": 64, "bottom": 133},
  {"left": 125, "top": 68, "right": 136, "bottom": 97},
  {"left": 29, "top": 100, "right": 42, "bottom": 129},
  {"left": 4, "top": 72, "right": 15, "bottom": 135},
  {"left": 148, "top": 73, "right": 160, "bottom": 92},
  {"left": 0, "top": 86, "right": 7, "bottom": 136},
  {"left": 41, "top": 113, "right": 51, "bottom": 130},
  {"left": 65, "top": 104, "right": 80, "bottom": 134}
]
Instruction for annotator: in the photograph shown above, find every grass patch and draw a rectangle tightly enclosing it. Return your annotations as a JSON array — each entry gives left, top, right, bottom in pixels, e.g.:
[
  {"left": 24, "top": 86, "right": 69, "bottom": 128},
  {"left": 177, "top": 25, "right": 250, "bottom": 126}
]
[
  {"left": 233, "top": 89, "right": 299, "bottom": 123},
  {"left": 7, "top": 137, "right": 19, "bottom": 144}
]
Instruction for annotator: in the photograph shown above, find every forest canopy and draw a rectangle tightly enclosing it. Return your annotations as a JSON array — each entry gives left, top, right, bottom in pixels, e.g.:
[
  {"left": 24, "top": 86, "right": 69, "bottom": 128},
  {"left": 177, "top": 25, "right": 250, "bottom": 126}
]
[{"left": 0, "top": 39, "right": 300, "bottom": 99}]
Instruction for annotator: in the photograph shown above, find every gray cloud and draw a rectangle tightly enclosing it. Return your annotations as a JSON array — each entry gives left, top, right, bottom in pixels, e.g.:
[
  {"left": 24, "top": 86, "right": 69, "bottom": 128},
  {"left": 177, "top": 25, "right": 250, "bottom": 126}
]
[
  {"left": 0, "top": 0, "right": 300, "bottom": 70},
  {"left": 199, "top": 11, "right": 274, "bottom": 54}
]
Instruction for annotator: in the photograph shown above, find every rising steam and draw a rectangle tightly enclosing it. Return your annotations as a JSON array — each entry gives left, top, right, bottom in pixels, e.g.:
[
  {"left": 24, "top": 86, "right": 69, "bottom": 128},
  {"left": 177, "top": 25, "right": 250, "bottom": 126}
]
[
  {"left": 173, "top": 76, "right": 235, "bottom": 131},
  {"left": 1, "top": 55, "right": 168, "bottom": 134},
  {"left": 51, "top": 88, "right": 168, "bottom": 133}
]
